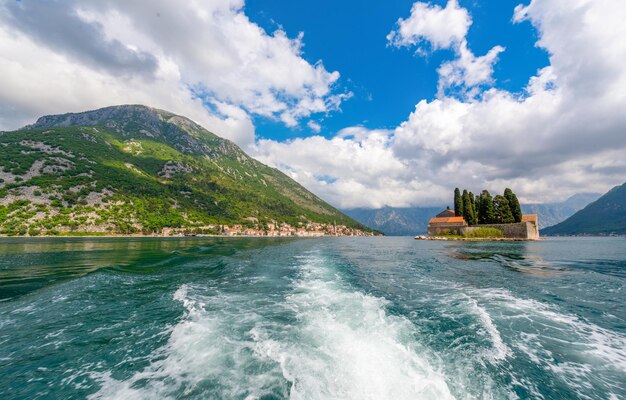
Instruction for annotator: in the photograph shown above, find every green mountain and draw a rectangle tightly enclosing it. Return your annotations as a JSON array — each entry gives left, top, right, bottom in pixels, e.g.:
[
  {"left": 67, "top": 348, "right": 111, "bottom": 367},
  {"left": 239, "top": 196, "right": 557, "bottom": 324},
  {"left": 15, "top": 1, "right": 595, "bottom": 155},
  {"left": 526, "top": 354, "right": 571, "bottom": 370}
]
[
  {"left": 542, "top": 182, "right": 626, "bottom": 235},
  {"left": 0, "top": 105, "right": 368, "bottom": 236}
]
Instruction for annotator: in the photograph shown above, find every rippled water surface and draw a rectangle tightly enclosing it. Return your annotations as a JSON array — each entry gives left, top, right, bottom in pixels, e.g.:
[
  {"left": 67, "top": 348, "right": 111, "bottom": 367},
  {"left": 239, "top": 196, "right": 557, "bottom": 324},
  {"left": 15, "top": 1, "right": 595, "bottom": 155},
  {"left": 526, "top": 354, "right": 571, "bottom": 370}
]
[{"left": 0, "top": 237, "right": 624, "bottom": 399}]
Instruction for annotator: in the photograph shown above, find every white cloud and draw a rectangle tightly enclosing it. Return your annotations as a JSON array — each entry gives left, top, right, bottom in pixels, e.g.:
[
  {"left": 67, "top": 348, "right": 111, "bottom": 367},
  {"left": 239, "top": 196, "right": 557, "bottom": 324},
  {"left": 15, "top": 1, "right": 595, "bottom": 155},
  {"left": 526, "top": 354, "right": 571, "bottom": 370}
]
[
  {"left": 254, "top": 0, "right": 626, "bottom": 208},
  {"left": 387, "top": 0, "right": 471, "bottom": 50},
  {"left": 307, "top": 120, "right": 322, "bottom": 133},
  {"left": 0, "top": 24, "right": 256, "bottom": 146},
  {"left": 437, "top": 41, "right": 505, "bottom": 97},
  {"left": 2, "top": 0, "right": 624, "bottom": 209},
  {"left": 252, "top": 128, "right": 448, "bottom": 209},
  {"left": 388, "top": 0, "right": 504, "bottom": 97},
  {"left": 0, "top": 0, "right": 347, "bottom": 147}
]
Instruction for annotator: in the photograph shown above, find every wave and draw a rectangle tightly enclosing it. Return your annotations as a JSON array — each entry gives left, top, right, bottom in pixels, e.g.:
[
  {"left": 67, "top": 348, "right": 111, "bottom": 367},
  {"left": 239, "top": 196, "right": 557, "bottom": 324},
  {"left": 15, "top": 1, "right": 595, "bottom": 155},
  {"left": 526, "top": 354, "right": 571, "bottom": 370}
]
[
  {"left": 391, "top": 273, "right": 625, "bottom": 398},
  {"left": 252, "top": 253, "right": 455, "bottom": 400},
  {"left": 89, "top": 252, "right": 456, "bottom": 400},
  {"left": 463, "top": 295, "right": 511, "bottom": 363},
  {"left": 86, "top": 249, "right": 625, "bottom": 400},
  {"left": 475, "top": 288, "right": 626, "bottom": 371},
  {"left": 471, "top": 288, "right": 626, "bottom": 397},
  {"left": 89, "top": 283, "right": 289, "bottom": 399}
]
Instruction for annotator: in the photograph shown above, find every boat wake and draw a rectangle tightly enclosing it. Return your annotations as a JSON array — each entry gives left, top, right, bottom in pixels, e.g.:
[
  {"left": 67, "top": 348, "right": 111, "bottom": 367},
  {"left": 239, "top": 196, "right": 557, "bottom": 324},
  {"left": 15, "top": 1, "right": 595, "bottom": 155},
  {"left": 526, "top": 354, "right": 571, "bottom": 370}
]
[
  {"left": 87, "top": 250, "right": 626, "bottom": 400},
  {"left": 89, "top": 252, "right": 455, "bottom": 400},
  {"left": 252, "top": 253, "right": 454, "bottom": 399}
]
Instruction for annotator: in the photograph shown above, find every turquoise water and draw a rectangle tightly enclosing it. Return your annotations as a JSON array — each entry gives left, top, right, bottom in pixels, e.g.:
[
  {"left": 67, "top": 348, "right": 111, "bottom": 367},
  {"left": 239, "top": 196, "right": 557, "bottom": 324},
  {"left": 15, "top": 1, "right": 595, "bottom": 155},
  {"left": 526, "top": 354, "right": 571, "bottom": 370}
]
[{"left": 0, "top": 237, "right": 624, "bottom": 399}]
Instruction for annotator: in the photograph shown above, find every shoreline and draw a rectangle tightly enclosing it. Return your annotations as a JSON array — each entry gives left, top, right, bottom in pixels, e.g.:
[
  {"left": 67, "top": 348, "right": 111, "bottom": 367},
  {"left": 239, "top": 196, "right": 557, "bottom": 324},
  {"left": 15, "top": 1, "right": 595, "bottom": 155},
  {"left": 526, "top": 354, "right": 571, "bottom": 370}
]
[
  {"left": 0, "top": 233, "right": 377, "bottom": 239},
  {"left": 415, "top": 235, "right": 539, "bottom": 242}
]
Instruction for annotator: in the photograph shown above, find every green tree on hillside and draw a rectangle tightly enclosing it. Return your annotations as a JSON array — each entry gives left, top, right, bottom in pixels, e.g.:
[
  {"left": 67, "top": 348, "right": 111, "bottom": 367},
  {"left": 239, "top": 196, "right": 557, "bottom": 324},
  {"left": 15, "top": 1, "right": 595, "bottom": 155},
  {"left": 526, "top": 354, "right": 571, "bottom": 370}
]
[
  {"left": 478, "top": 190, "right": 496, "bottom": 224},
  {"left": 504, "top": 188, "right": 523, "bottom": 223},
  {"left": 454, "top": 188, "right": 463, "bottom": 217},
  {"left": 494, "top": 195, "right": 515, "bottom": 223}
]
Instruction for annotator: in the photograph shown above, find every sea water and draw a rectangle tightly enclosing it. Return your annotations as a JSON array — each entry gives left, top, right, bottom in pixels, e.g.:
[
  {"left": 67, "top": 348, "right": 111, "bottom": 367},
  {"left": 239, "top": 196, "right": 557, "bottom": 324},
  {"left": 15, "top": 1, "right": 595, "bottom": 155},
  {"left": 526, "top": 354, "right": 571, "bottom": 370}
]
[{"left": 0, "top": 237, "right": 624, "bottom": 399}]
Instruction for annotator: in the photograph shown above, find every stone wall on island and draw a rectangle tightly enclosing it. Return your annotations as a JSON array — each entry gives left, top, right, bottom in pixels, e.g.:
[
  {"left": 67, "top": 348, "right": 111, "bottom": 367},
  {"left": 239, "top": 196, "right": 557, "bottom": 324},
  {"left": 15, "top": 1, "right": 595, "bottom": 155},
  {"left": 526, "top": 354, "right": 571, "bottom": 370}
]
[
  {"left": 462, "top": 222, "right": 539, "bottom": 240},
  {"left": 427, "top": 225, "right": 465, "bottom": 236}
]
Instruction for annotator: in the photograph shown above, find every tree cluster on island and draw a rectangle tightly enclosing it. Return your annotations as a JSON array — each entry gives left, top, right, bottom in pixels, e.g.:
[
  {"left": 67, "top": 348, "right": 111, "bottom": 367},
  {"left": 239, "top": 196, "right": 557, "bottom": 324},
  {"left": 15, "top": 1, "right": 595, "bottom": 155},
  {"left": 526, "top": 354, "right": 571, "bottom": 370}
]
[{"left": 453, "top": 188, "right": 522, "bottom": 226}]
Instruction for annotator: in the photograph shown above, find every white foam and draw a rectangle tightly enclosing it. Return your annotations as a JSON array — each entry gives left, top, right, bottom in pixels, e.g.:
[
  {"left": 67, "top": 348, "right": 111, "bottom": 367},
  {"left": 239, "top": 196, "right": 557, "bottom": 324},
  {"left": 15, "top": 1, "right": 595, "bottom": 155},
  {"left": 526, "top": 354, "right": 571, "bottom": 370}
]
[
  {"left": 89, "top": 252, "right": 457, "bottom": 399},
  {"left": 89, "top": 284, "right": 285, "bottom": 399},
  {"left": 87, "top": 250, "right": 626, "bottom": 399},
  {"left": 252, "top": 253, "right": 455, "bottom": 400},
  {"left": 515, "top": 332, "right": 546, "bottom": 364},
  {"left": 463, "top": 295, "right": 511, "bottom": 363},
  {"left": 476, "top": 288, "right": 626, "bottom": 372}
]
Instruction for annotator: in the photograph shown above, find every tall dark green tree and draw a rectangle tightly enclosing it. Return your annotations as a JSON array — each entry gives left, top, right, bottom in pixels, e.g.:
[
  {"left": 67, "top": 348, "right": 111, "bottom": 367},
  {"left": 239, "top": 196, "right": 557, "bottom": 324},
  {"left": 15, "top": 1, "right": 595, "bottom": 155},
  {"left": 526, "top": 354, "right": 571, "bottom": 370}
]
[
  {"left": 493, "top": 195, "right": 514, "bottom": 223},
  {"left": 469, "top": 191, "right": 478, "bottom": 225},
  {"left": 454, "top": 188, "right": 463, "bottom": 217},
  {"left": 475, "top": 193, "right": 483, "bottom": 223},
  {"left": 504, "top": 188, "right": 523, "bottom": 223},
  {"left": 462, "top": 190, "right": 476, "bottom": 225},
  {"left": 478, "top": 190, "right": 496, "bottom": 224}
]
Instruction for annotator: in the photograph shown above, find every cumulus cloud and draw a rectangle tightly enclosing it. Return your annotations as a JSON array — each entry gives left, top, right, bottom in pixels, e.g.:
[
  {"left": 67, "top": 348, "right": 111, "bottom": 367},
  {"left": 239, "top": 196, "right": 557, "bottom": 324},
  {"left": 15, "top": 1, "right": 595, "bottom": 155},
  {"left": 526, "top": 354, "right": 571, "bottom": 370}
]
[
  {"left": 2, "top": 0, "right": 623, "bottom": 209},
  {"left": 388, "top": 0, "right": 505, "bottom": 97},
  {"left": 437, "top": 42, "right": 505, "bottom": 97},
  {"left": 254, "top": 0, "right": 626, "bottom": 207},
  {"left": 0, "top": 0, "right": 347, "bottom": 147},
  {"left": 252, "top": 127, "right": 449, "bottom": 209},
  {"left": 387, "top": 0, "right": 470, "bottom": 50},
  {"left": 307, "top": 120, "right": 322, "bottom": 133},
  {"left": 2, "top": 1, "right": 159, "bottom": 77}
]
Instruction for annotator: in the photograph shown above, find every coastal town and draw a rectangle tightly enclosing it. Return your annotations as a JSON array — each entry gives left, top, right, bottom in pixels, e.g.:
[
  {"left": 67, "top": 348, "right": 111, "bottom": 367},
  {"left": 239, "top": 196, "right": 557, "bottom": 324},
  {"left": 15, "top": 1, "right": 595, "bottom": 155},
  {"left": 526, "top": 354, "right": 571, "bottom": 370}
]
[{"left": 161, "top": 221, "right": 376, "bottom": 237}]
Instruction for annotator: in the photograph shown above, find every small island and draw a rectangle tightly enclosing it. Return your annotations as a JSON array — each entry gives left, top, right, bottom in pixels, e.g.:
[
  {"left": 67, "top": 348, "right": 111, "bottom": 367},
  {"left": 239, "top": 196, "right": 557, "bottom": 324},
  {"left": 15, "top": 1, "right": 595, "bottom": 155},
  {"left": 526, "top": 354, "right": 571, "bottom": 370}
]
[{"left": 420, "top": 188, "right": 539, "bottom": 240}]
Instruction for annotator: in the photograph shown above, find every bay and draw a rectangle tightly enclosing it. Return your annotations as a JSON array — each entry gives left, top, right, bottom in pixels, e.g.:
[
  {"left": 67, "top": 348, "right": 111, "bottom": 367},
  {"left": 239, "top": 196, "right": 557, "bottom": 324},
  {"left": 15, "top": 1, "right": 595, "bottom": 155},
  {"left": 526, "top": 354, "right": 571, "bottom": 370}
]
[{"left": 0, "top": 237, "right": 624, "bottom": 399}]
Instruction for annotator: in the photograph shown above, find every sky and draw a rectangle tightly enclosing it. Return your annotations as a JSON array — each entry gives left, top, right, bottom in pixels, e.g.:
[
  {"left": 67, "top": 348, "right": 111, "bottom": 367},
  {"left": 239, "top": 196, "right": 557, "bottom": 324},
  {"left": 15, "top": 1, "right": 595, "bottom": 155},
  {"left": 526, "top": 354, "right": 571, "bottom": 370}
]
[{"left": 1, "top": 0, "right": 625, "bottom": 208}]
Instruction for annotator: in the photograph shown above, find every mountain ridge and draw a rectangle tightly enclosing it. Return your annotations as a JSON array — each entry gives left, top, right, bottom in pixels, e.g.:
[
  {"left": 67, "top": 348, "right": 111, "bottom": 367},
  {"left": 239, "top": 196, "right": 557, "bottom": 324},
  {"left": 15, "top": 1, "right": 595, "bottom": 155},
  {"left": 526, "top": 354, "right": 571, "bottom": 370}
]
[
  {"left": 542, "top": 182, "right": 626, "bottom": 235},
  {"left": 0, "top": 105, "right": 370, "bottom": 236}
]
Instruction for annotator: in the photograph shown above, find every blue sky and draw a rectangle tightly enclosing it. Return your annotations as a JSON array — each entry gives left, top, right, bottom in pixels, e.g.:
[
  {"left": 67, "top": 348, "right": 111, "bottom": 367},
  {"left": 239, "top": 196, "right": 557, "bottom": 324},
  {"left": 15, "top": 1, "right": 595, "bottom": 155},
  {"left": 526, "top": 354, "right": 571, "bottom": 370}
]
[
  {"left": 246, "top": 0, "right": 549, "bottom": 141},
  {"left": 1, "top": 0, "right": 625, "bottom": 208}
]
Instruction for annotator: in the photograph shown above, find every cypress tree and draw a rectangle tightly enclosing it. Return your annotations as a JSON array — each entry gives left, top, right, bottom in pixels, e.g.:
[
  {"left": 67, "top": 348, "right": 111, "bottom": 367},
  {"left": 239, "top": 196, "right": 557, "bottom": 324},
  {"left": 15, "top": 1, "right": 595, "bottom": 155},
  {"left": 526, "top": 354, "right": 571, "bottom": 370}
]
[
  {"left": 493, "top": 195, "right": 514, "bottom": 223},
  {"left": 454, "top": 188, "right": 463, "bottom": 217},
  {"left": 462, "top": 190, "right": 475, "bottom": 225},
  {"left": 479, "top": 190, "right": 496, "bottom": 224},
  {"left": 469, "top": 191, "right": 478, "bottom": 225},
  {"left": 475, "top": 193, "right": 483, "bottom": 223},
  {"left": 504, "top": 188, "right": 523, "bottom": 223}
]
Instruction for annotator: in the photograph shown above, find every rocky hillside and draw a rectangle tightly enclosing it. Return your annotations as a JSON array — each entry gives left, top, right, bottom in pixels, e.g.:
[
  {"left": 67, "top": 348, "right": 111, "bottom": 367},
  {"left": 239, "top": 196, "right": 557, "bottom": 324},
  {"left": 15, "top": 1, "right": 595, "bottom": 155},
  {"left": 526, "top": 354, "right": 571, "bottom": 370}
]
[
  {"left": 0, "top": 105, "right": 368, "bottom": 236},
  {"left": 542, "top": 182, "right": 626, "bottom": 235}
]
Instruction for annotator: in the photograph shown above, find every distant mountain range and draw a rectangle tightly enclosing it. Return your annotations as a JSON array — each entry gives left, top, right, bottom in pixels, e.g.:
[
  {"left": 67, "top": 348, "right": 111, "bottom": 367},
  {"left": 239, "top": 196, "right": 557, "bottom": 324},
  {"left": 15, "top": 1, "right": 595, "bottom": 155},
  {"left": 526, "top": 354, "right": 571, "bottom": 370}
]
[
  {"left": 343, "top": 207, "right": 443, "bottom": 236},
  {"left": 0, "top": 105, "right": 367, "bottom": 235},
  {"left": 344, "top": 193, "right": 601, "bottom": 236},
  {"left": 521, "top": 193, "right": 602, "bottom": 229},
  {"left": 542, "top": 182, "right": 626, "bottom": 236}
]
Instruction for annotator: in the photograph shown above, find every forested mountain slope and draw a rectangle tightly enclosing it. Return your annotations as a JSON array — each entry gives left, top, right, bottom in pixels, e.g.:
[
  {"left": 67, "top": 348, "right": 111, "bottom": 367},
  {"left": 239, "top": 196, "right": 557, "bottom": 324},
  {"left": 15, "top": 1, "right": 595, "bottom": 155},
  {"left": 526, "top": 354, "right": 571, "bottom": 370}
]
[{"left": 0, "top": 105, "right": 366, "bottom": 235}]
